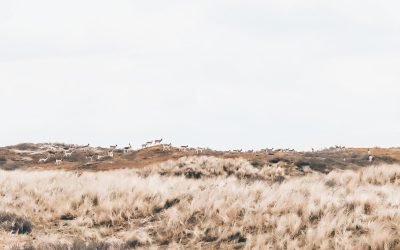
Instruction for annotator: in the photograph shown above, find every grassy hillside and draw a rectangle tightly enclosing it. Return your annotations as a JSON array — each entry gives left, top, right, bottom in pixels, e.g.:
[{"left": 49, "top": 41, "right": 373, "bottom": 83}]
[{"left": 1, "top": 156, "right": 400, "bottom": 249}]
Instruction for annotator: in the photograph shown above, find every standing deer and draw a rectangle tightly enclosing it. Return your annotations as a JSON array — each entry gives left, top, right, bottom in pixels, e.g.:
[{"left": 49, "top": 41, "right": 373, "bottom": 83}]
[
  {"left": 86, "top": 154, "right": 94, "bottom": 162},
  {"left": 369, "top": 155, "right": 374, "bottom": 163},
  {"left": 97, "top": 154, "right": 105, "bottom": 160},
  {"left": 154, "top": 138, "right": 163, "bottom": 144},
  {"left": 108, "top": 151, "right": 114, "bottom": 157},
  {"left": 64, "top": 150, "right": 73, "bottom": 158},
  {"left": 123, "top": 143, "right": 132, "bottom": 153},
  {"left": 162, "top": 143, "right": 172, "bottom": 151},
  {"left": 38, "top": 155, "right": 50, "bottom": 163}
]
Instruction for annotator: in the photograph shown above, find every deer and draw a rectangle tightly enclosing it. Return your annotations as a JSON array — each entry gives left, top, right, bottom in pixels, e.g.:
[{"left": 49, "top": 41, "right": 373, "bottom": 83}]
[
  {"left": 180, "top": 145, "right": 189, "bottom": 151},
  {"left": 154, "top": 138, "right": 163, "bottom": 144},
  {"left": 142, "top": 143, "right": 148, "bottom": 148},
  {"left": 55, "top": 159, "right": 62, "bottom": 165},
  {"left": 108, "top": 151, "right": 114, "bottom": 157},
  {"left": 195, "top": 147, "right": 203, "bottom": 154},
  {"left": 96, "top": 154, "right": 105, "bottom": 160},
  {"left": 86, "top": 155, "right": 94, "bottom": 162},
  {"left": 110, "top": 145, "right": 118, "bottom": 150},
  {"left": 123, "top": 143, "right": 132, "bottom": 153},
  {"left": 64, "top": 150, "right": 73, "bottom": 158},
  {"left": 38, "top": 155, "right": 50, "bottom": 163},
  {"left": 145, "top": 141, "right": 153, "bottom": 147},
  {"left": 162, "top": 143, "right": 172, "bottom": 151},
  {"left": 369, "top": 155, "right": 374, "bottom": 163}
]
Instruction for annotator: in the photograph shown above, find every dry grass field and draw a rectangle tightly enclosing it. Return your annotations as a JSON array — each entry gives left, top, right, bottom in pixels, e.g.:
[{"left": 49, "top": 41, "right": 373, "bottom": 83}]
[{"left": 1, "top": 144, "right": 400, "bottom": 249}]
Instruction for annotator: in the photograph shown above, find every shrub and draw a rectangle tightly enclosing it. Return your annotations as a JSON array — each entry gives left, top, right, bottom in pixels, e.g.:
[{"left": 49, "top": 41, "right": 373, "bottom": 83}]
[
  {"left": 376, "top": 155, "right": 396, "bottom": 164},
  {"left": 0, "top": 156, "right": 6, "bottom": 166},
  {"left": 0, "top": 162, "right": 22, "bottom": 171},
  {"left": 11, "top": 143, "right": 38, "bottom": 151},
  {"left": 66, "top": 153, "right": 86, "bottom": 162},
  {"left": 269, "top": 158, "right": 289, "bottom": 164},
  {"left": 295, "top": 160, "right": 310, "bottom": 168},
  {"left": 0, "top": 212, "right": 32, "bottom": 234},
  {"left": 249, "top": 159, "right": 264, "bottom": 169}
]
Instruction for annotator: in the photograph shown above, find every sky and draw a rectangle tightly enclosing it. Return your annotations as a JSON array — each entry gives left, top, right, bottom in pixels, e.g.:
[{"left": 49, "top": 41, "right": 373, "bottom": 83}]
[{"left": 1, "top": 0, "right": 399, "bottom": 150}]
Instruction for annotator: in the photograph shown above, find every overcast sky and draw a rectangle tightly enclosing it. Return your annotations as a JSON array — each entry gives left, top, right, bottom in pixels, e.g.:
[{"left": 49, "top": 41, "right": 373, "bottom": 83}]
[{"left": 1, "top": 0, "right": 399, "bottom": 150}]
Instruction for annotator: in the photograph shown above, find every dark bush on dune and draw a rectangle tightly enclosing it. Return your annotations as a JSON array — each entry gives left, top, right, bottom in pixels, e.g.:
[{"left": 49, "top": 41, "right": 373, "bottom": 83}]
[
  {"left": 0, "top": 212, "right": 32, "bottom": 234},
  {"left": 295, "top": 160, "right": 310, "bottom": 168},
  {"left": 309, "top": 162, "right": 327, "bottom": 171},
  {"left": 377, "top": 155, "right": 396, "bottom": 164},
  {"left": 0, "top": 161, "right": 22, "bottom": 171},
  {"left": 249, "top": 159, "right": 264, "bottom": 169},
  {"left": 269, "top": 158, "right": 290, "bottom": 164},
  {"left": 10, "top": 143, "right": 38, "bottom": 151},
  {"left": 0, "top": 156, "right": 6, "bottom": 165},
  {"left": 348, "top": 154, "right": 370, "bottom": 166},
  {"left": 67, "top": 153, "right": 87, "bottom": 162}
]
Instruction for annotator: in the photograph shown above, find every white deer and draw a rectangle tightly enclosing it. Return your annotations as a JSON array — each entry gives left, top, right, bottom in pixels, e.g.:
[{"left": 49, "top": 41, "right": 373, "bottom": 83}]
[
  {"left": 97, "top": 154, "right": 105, "bottom": 160},
  {"left": 55, "top": 159, "right": 62, "bottom": 165},
  {"left": 64, "top": 150, "right": 73, "bottom": 158},
  {"left": 108, "top": 151, "right": 114, "bottom": 157},
  {"left": 86, "top": 154, "right": 94, "bottom": 162},
  {"left": 162, "top": 143, "right": 172, "bottom": 151},
  {"left": 195, "top": 147, "right": 204, "bottom": 154},
  {"left": 38, "top": 155, "right": 50, "bottom": 163},
  {"left": 107, "top": 146, "right": 117, "bottom": 157},
  {"left": 369, "top": 155, "right": 374, "bottom": 163}
]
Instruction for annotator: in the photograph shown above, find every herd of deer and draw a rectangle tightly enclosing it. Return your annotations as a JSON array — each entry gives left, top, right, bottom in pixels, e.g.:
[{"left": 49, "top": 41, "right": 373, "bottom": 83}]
[
  {"left": 36, "top": 142, "right": 374, "bottom": 166},
  {"left": 36, "top": 140, "right": 213, "bottom": 165},
  {"left": 36, "top": 140, "right": 160, "bottom": 165}
]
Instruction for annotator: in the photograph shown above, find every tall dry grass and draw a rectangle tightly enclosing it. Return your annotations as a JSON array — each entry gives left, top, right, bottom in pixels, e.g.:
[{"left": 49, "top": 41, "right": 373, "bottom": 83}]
[{"left": 0, "top": 156, "right": 400, "bottom": 249}]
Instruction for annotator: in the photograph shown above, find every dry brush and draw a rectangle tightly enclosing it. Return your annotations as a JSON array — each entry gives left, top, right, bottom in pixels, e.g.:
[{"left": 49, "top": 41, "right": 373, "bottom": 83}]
[{"left": 0, "top": 156, "right": 399, "bottom": 249}]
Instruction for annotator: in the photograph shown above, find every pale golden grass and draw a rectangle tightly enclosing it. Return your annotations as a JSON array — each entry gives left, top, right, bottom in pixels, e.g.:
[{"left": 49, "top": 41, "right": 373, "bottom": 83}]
[{"left": 0, "top": 156, "right": 400, "bottom": 249}]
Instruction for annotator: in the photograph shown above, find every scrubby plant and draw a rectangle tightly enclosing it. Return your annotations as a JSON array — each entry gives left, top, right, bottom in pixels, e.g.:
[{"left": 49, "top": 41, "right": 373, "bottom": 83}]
[{"left": 0, "top": 212, "right": 32, "bottom": 234}]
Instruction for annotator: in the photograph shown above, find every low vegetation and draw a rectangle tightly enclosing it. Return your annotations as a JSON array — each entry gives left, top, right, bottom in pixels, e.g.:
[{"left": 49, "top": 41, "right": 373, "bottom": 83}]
[
  {"left": 0, "top": 212, "right": 32, "bottom": 234},
  {"left": 0, "top": 156, "right": 400, "bottom": 249}
]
